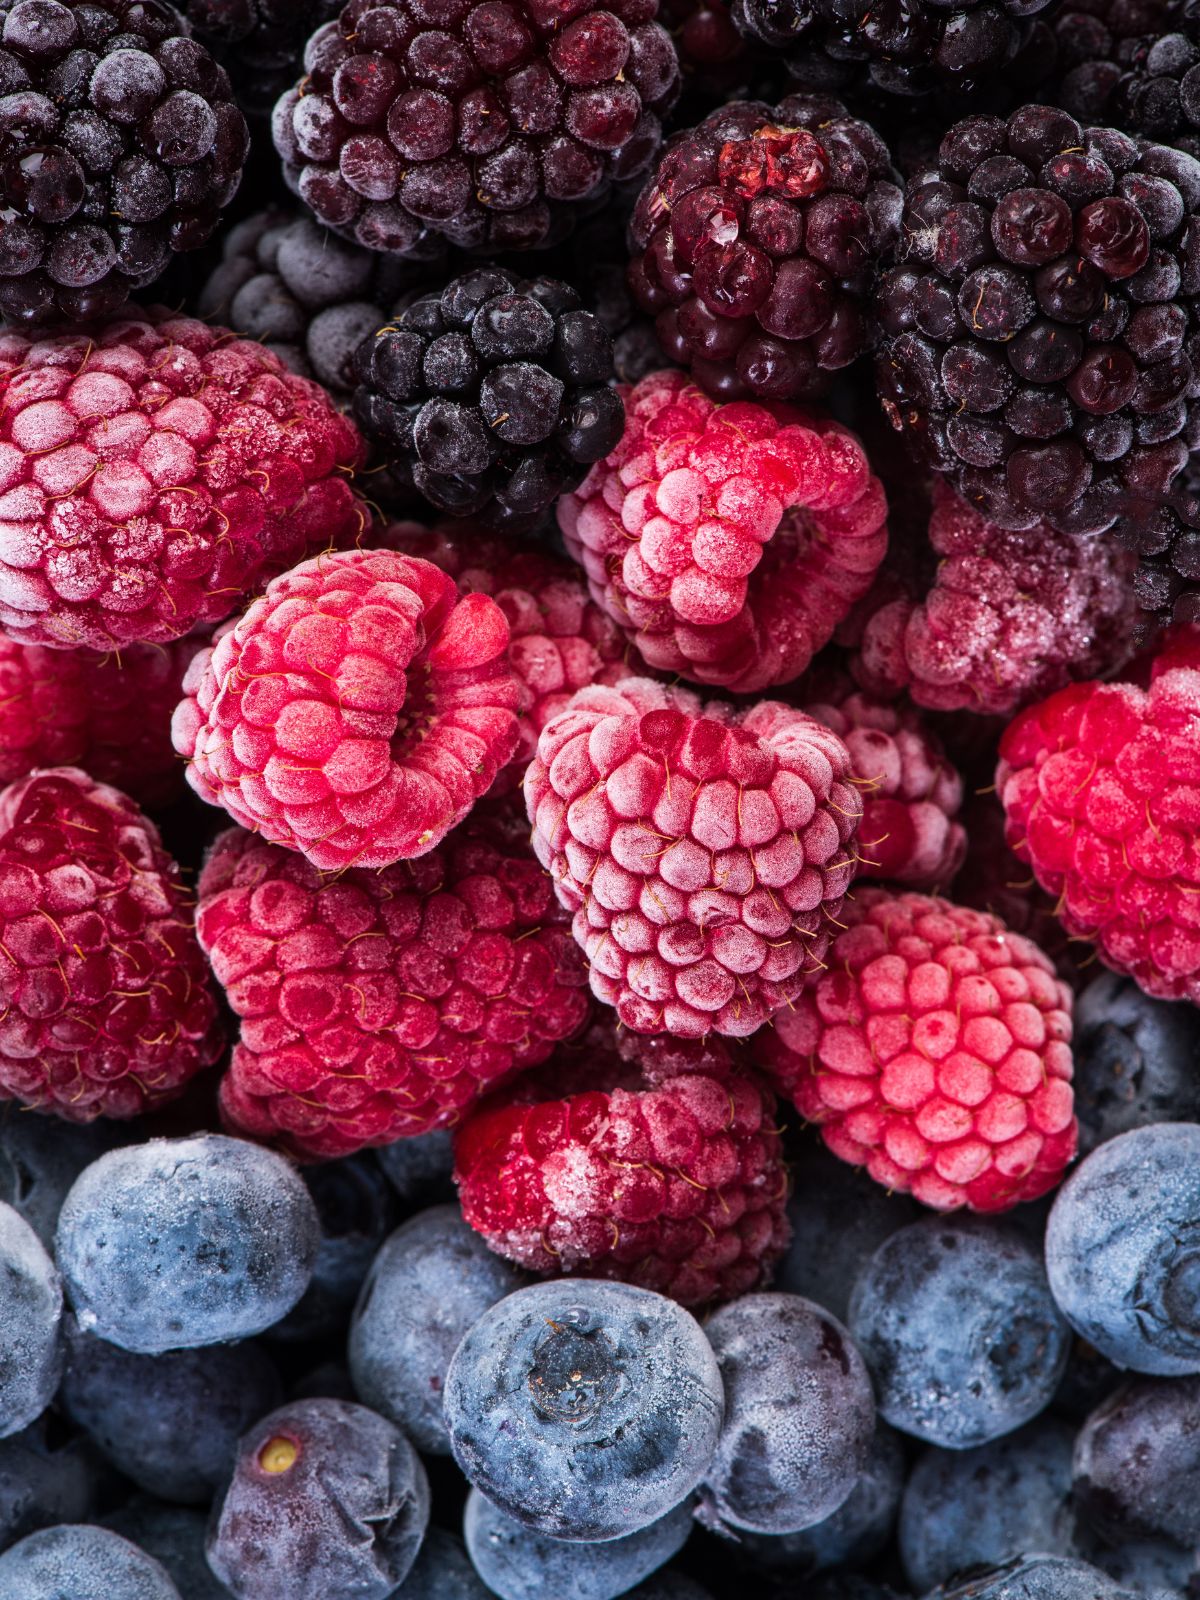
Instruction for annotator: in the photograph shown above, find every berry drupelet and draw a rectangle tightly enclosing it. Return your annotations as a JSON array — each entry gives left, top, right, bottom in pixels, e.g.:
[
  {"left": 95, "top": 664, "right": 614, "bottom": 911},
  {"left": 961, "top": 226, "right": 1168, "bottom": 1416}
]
[
  {"left": 0, "top": 0, "right": 249, "bottom": 326},
  {"left": 1054, "top": 0, "right": 1200, "bottom": 159},
  {"left": 628, "top": 95, "right": 902, "bottom": 401},
  {"left": 352, "top": 267, "right": 625, "bottom": 527},
  {"left": 272, "top": 0, "right": 681, "bottom": 256},
  {"left": 185, "top": 0, "right": 342, "bottom": 118}
]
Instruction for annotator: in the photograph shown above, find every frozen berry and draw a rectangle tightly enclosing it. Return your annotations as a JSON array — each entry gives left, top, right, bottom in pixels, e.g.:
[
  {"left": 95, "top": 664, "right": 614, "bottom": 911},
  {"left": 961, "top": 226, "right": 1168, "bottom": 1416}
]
[
  {"left": 0, "top": 1202, "right": 62, "bottom": 1440},
  {"left": 0, "top": 1524, "right": 182, "bottom": 1600}
]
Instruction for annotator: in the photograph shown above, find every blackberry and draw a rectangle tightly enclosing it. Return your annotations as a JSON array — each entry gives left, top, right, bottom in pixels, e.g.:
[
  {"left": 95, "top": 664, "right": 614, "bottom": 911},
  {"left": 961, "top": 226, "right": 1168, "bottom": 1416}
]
[
  {"left": 875, "top": 104, "right": 1200, "bottom": 619},
  {"left": 0, "top": 0, "right": 249, "bottom": 326},
  {"left": 1054, "top": 1, "right": 1200, "bottom": 159},
  {"left": 628, "top": 93, "right": 901, "bottom": 401},
  {"left": 272, "top": 0, "right": 681, "bottom": 256},
  {"left": 185, "top": 0, "right": 341, "bottom": 118},
  {"left": 352, "top": 265, "right": 625, "bottom": 526}
]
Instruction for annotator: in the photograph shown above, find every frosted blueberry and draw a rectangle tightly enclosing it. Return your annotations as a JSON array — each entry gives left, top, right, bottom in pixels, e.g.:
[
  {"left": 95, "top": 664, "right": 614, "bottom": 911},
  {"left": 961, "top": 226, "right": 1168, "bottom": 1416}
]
[
  {"left": 392, "top": 1527, "right": 491, "bottom": 1600},
  {"left": 1072, "top": 975, "right": 1200, "bottom": 1155},
  {"left": 0, "top": 1201, "right": 62, "bottom": 1439},
  {"left": 102, "top": 1504, "right": 230, "bottom": 1600},
  {"left": 0, "top": 1524, "right": 181, "bottom": 1599},
  {"left": 374, "top": 1129, "right": 455, "bottom": 1207},
  {"left": 1073, "top": 1376, "right": 1200, "bottom": 1550},
  {"left": 922, "top": 1555, "right": 1136, "bottom": 1600},
  {"left": 0, "top": 1115, "right": 118, "bottom": 1251},
  {"left": 0, "top": 1416, "right": 99, "bottom": 1553}
]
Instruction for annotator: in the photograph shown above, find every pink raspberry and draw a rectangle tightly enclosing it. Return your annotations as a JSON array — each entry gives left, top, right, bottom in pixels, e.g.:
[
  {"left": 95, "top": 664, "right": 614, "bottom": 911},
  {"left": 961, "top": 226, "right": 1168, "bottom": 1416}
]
[
  {"left": 854, "top": 483, "right": 1138, "bottom": 716},
  {"left": 0, "top": 768, "right": 223, "bottom": 1122},
  {"left": 756, "top": 888, "right": 1077, "bottom": 1213},
  {"left": 524, "top": 675, "right": 860, "bottom": 1038},
  {"left": 173, "top": 548, "right": 521, "bottom": 871},
  {"left": 558, "top": 368, "right": 888, "bottom": 693},
  {"left": 196, "top": 806, "right": 591, "bottom": 1159},
  {"left": 0, "top": 308, "right": 366, "bottom": 650}
]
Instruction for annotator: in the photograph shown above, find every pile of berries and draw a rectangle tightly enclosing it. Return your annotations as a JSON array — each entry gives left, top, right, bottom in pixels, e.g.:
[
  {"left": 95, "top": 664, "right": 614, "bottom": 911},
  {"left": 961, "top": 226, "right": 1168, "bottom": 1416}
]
[{"left": 4, "top": 1, "right": 1200, "bottom": 1597}]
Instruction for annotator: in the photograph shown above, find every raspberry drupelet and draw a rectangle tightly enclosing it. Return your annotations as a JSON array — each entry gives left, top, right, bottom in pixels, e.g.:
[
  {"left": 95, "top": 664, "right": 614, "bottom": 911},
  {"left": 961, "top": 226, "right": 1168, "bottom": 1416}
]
[
  {"left": 174, "top": 547, "right": 521, "bottom": 872},
  {"left": 997, "top": 638, "right": 1200, "bottom": 1004},
  {"left": 196, "top": 807, "right": 591, "bottom": 1158},
  {"left": 272, "top": 0, "right": 682, "bottom": 256},
  {"left": 558, "top": 369, "right": 889, "bottom": 693},
  {"left": 0, "top": 308, "right": 367, "bottom": 651},
  {"left": 0, "top": 767, "right": 223, "bottom": 1122},
  {"left": 757, "top": 888, "right": 1076, "bottom": 1212},
  {"left": 524, "top": 675, "right": 861, "bottom": 1038},
  {"left": 627, "top": 95, "right": 902, "bottom": 402}
]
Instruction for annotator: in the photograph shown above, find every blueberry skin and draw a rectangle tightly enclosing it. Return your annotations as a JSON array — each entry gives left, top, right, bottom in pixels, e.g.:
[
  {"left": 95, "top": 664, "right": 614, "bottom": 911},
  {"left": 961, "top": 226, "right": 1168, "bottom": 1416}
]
[
  {"left": 1073, "top": 1376, "right": 1200, "bottom": 1550},
  {"left": 624, "top": 1578, "right": 715, "bottom": 1600},
  {"left": 348, "top": 1204, "right": 526, "bottom": 1455},
  {"left": 55, "top": 1135, "right": 320, "bottom": 1354},
  {"left": 0, "top": 1201, "right": 62, "bottom": 1439},
  {"left": 59, "top": 1320, "right": 282, "bottom": 1504},
  {"left": 393, "top": 1527, "right": 491, "bottom": 1600},
  {"left": 463, "top": 1487, "right": 693, "bottom": 1600},
  {"left": 1045, "top": 1124, "right": 1200, "bottom": 1375},
  {"left": 374, "top": 1130, "right": 455, "bottom": 1207},
  {"left": 206, "top": 1397, "right": 429, "bottom": 1600},
  {"left": 0, "top": 1418, "right": 100, "bottom": 1555},
  {"left": 1082, "top": 1536, "right": 1195, "bottom": 1597},
  {"left": 1073, "top": 974, "right": 1200, "bottom": 1155},
  {"left": 922, "top": 1555, "right": 1136, "bottom": 1600},
  {"left": 899, "top": 1418, "right": 1077, "bottom": 1591},
  {"left": 849, "top": 1217, "right": 1069, "bottom": 1448},
  {"left": 0, "top": 1524, "right": 182, "bottom": 1599},
  {"left": 444, "top": 1279, "right": 724, "bottom": 1542},
  {"left": 102, "top": 1503, "right": 231, "bottom": 1600},
  {"left": 0, "top": 1114, "right": 119, "bottom": 1251},
  {"left": 698, "top": 1293, "right": 876, "bottom": 1535}
]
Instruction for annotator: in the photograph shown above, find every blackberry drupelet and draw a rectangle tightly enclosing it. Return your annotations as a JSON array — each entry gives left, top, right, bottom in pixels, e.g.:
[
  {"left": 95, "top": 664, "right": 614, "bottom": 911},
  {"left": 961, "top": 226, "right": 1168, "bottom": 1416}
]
[
  {"left": 0, "top": 0, "right": 249, "bottom": 325},
  {"left": 352, "top": 266, "right": 625, "bottom": 526},
  {"left": 627, "top": 94, "right": 902, "bottom": 401},
  {"left": 271, "top": 0, "right": 681, "bottom": 255},
  {"left": 185, "top": 0, "right": 341, "bottom": 118},
  {"left": 875, "top": 104, "right": 1200, "bottom": 623},
  {"left": 1054, "top": 1, "right": 1200, "bottom": 158}
]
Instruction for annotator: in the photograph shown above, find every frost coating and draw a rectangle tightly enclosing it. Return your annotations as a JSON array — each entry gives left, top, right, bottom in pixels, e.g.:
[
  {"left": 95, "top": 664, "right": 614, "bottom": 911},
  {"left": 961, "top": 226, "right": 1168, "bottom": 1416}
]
[
  {"left": 0, "top": 1200, "right": 62, "bottom": 1439},
  {"left": 923, "top": 1554, "right": 1136, "bottom": 1600},
  {"left": 0, "top": 1524, "right": 181, "bottom": 1600},
  {"left": 1073, "top": 1375, "right": 1200, "bottom": 1550},
  {"left": 1072, "top": 973, "right": 1200, "bottom": 1155}
]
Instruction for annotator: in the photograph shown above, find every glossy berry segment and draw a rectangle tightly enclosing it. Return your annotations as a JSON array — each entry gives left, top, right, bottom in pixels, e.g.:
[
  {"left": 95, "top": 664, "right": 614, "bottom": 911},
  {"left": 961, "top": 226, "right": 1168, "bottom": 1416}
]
[
  {"left": 272, "top": 0, "right": 681, "bottom": 255},
  {"left": 0, "top": 309, "right": 367, "bottom": 651},
  {"left": 559, "top": 369, "right": 889, "bottom": 693},
  {"left": 524, "top": 676, "right": 861, "bottom": 1038},
  {"left": 174, "top": 548, "right": 521, "bottom": 871},
  {"left": 195, "top": 809, "right": 591, "bottom": 1159},
  {"left": 757, "top": 888, "right": 1077, "bottom": 1212},
  {"left": 1054, "top": 1, "right": 1200, "bottom": 160},
  {"left": 0, "top": 768, "right": 222, "bottom": 1123},
  {"left": 628, "top": 96, "right": 902, "bottom": 402},
  {"left": 0, "top": 0, "right": 249, "bottom": 326}
]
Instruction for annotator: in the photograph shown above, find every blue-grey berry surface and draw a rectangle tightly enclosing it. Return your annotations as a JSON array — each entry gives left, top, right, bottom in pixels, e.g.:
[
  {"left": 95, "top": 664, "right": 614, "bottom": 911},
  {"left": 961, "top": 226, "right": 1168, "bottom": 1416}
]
[
  {"left": 0, "top": 1114, "right": 120, "bottom": 1252},
  {"left": 0, "top": 1523, "right": 182, "bottom": 1600},
  {"left": 0, "top": 1200, "right": 62, "bottom": 1440},
  {"left": 102, "top": 1502, "right": 233, "bottom": 1600},
  {"left": 392, "top": 1527, "right": 491, "bottom": 1600},
  {"left": 921, "top": 1555, "right": 1136, "bottom": 1600},
  {"left": 1072, "top": 1375, "right": 1200, "bottom": 1551},
  {"left": 373, "top": 1130, "right": 456, "bottom": 1209},
  {"left": 0, "top": 1417, "right": 100, "bottom": 1556},
  {"left": 1072, "top": 974, "right": 1200, "bottom": 1155}
]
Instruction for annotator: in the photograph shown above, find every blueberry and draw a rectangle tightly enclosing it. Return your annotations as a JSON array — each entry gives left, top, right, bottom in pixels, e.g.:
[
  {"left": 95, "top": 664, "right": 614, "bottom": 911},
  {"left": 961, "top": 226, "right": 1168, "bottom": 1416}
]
[
  {"left": 899, "top": 1419, "right": 1077, "bottom": 1591},
  {"left": 0, "top": 1417, "right": 100, "bottom": 1554},
  {"left": 922, "top": 1555, "right": 1136, "bottom": 1600},
  {"left": 55, "top": 1135, "right": 320, "bottom": 1354},
  {"left": 102, "top": 1502, "right": 231, "bottom": 1600},
  {"left": 0, "top": 1113, "right": 118, "bottom": 1251},
  {"left": 0, "top": 1524, "right": 181, "bottom": 1599},
  {"left": 444, "top": 1279, "right": 724, "bottom": 1541},
  {"left": 206, "top": 1397, "right": 429, "bottom": 1600},
  {"left": 1045, "top": 1124, "right": 1200, "bottom": 1375},
  {"left": 392, "top": 1527, "right": 491, "bottom": 1600},
  {"left": 1073, "top": 1376, "right": 1200, "bottom": 1550},
  {"left": 1072, "top": 974, "right": 1200, "bottom": 1154},
  {"left": 1080, "top": 1536, "right": 1195, "bottom": 1598},
  {"left": 348, "top": 1204, "right": 526, "bottom": 1456},
  {"left": 849, "top": 1217, "right": 1069, "bottom": 1448},
  {"left": 373, "top": 1129, "right": 454, "bottom": 1207},
  {"left": 463, "top": 1487, "right": 693, "bottom": 1600},
  {"left": 698, "top": 1293, "right": 876, "bottom": 1535},
  {"left": 0, "top": 1200, "right": 62, "bottom": 1439},
  {"left": 59, "top": 1319, "right": 282, "bottom": 1504}
]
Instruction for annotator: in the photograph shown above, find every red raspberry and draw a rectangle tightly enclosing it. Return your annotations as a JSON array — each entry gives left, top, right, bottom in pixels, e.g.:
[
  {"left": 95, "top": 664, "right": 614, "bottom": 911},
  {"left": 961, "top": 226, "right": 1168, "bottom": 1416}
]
[
  {"left": 0, "top": 768, "right": 223, "bottom": 1122},
  {"left": 454, "top": 1033, "right": 789, "bottom": 1305},
  {"left": 559, "top": 369, "right": 888, "bottom": 692},
  {"left": 173, "top": 548, "right": 521, "bottom": 871},
  {"left": 757, "top": 888, "right": 1077, "bottom": 1213},
  {"left": 854, "top": 484, "right": 1138, "bottom": 716},
  {"left": 0, "top": 309, "right": 366, "bottom": 650},
  {"left": 801, "top": 688, "right": 966, "bottom": 888},
  {"left": 0, "top": 635, "right": 205, "bottom": 810},
  {"left": 997, "top": 644, "right": 1200, "bottom": 1003},
  {"left": 524, "top": 675, "right": 860, "bottom": 1038},
  {"left": 196, "top": 808, "right": 591, "bottom": 1159}
]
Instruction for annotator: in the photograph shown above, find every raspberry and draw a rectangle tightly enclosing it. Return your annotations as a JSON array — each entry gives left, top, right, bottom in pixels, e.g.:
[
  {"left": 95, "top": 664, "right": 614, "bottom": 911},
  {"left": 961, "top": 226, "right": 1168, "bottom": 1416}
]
[
  {"left": 0, "top": 0, "right": 249, "bottom": 326},
  {"left": 756, "top": 888, "right": 1077, "bottom": 1212},
  {"left": 195, "top": 806, "right": 591, "bottom": 1158},
  {"left": 272, "top": 0, "right": 681, "bottom": 255},
  {"left": 558, "top": 369, "right": 889, "bottom": 693},
  {"left": 997, "top": 645, "right": 1200, "bottom": 1003},
  {"left": 0, "top": 633, "right": 204, "bottom": 810},
  {"left": 1053, "top": 1, "right": 1200, "bottom": 159},
  {"left": 453, "top": 1028, "right": 789, "bottom": 1305},
  {"left": 173, "top": 547, "right": 522, "bottom": 871},
  {"left": 799, "top": 686, "right": 966, "bottom": 888},
  {"left": 852, "top": 483, "right": 1140, "bottom": 716},
  {"left": 0, "top": 767, "right": 223, "bottom": 1122},
  {"left": 524, "top": 675, "right": 861, "bottom": 1038},
  {"left": 628, "top": 95, "right": 902, "bottom": 402},
  {"left": 0, "top": 307, "right": 367, "bottom": 651}
]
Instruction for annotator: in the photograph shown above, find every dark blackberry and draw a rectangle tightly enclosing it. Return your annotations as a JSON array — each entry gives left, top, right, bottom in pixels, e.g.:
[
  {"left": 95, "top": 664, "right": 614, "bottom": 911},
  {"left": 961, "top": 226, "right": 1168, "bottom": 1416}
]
[
  {"left": 185, "top": 0, "right": 341, "bottom": 118},
  {"left": 272, "top": 0, "right": 681, "bottom": 257},
  {"left": 875, "top": 104, "right": 1200, "bottom": 623},
  {"left": 0, "top": 0, "right": 249, "bottom": 325},
  {"left": 627, "top": 93, "right": 901, "bottom": 401},
  {"left": 352, "top": 265, "right": 625, "bottom": 526},
  {"left": 1053, "top": 1, "right": 1200, "bottom": 159}
]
